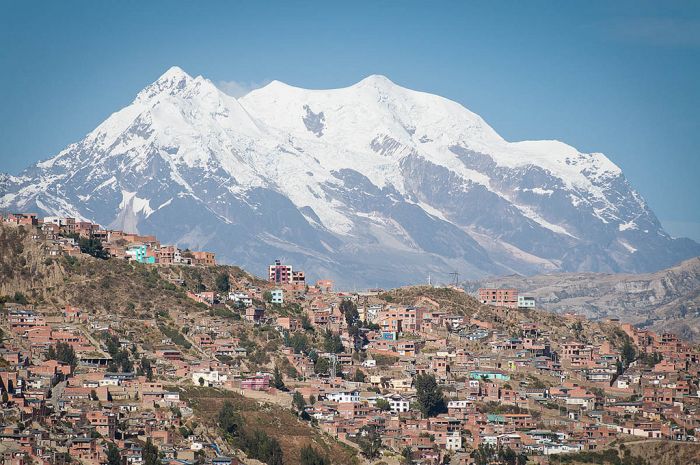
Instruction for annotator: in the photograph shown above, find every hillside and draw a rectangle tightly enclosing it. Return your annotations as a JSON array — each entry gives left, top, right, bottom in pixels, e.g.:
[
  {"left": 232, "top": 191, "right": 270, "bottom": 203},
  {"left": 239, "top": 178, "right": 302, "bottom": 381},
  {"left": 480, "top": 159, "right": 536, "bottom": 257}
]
[
  {"left": 2, "top": 222, "right": 700, "bottom": 465},
  {"left": 0, "top": 224, "right": 359, "bottom": 464},
  {"left": 464, "top": 257, "right": 700, "bottom": 340}
]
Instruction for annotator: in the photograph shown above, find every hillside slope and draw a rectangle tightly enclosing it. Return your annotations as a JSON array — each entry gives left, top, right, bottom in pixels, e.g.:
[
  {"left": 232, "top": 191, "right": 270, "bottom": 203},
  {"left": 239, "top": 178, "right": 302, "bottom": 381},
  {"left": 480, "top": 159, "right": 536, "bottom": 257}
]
[
  {"left": 464, "top": 257, "right": 700, "bottom": 340},
  {"left": 0, "top": 224, "right": 359, "bottom": 464}
]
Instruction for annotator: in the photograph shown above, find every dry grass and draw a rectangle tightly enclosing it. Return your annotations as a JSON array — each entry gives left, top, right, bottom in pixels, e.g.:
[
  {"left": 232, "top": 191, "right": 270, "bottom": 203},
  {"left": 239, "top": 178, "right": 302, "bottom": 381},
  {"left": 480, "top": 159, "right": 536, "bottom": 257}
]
[{"left": 176, "top": 385, "right": 359, "bottom": 465}]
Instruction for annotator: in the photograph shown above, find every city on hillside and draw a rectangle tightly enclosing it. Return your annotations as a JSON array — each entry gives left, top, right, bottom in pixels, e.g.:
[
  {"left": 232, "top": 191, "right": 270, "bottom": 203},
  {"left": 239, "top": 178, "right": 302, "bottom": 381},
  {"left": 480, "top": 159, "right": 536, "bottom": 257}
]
[{"left": 0, "top": 216, "right": 698, "bottom": 465}]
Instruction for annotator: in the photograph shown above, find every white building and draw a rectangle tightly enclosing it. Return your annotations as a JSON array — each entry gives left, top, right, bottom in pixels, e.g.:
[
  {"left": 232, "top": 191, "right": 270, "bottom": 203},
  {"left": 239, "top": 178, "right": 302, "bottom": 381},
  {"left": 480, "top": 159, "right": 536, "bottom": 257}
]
[
  {"left": 518, "top": 295, "right": 536, "bottom": 309},
  {"left": 361, "top": 358, "right": 376, "bottom": 368},
  {"left": 271, "top": 289, "right": 284, "bottom": 305},
  {"left": 228, "top": 291, "right": 253, "bottom": 307},
  {"left": 326, "top": 390, "right": 360, "bottom": 403},
  {"left": 385, "top": 394, "right": 410, "bottom": 413},
  {"left": 192, "top": 370, "right": 227, "bottom": 387}
]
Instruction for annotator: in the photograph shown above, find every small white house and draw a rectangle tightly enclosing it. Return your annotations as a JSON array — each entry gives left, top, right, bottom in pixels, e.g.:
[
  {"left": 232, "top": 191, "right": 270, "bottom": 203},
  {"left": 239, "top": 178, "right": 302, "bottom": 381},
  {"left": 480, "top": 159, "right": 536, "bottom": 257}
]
[
  {"left": 192, "top": 370, "right": 227, "bottom": 387},
  {"left": 326, "top": 390, "right": 360, "bottom": 403},
  {"left": 271, "top": 289, "right": 284, "bottom": 305},
  {"left": 228, "top": 292, "right": 253, "bottom": 307},
  {"left": 362, "top": 358, "right": 376, "bottom": 368},
  {"left": 385, "top": 394, "right": 410, "bottom": 413}
]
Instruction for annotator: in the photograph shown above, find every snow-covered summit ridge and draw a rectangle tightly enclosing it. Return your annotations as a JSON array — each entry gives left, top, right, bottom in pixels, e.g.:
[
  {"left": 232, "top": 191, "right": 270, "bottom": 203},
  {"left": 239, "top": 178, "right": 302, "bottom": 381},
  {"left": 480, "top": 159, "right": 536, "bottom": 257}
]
[{"left": 2, "top": 66, "right": 697, "bottom": 287}]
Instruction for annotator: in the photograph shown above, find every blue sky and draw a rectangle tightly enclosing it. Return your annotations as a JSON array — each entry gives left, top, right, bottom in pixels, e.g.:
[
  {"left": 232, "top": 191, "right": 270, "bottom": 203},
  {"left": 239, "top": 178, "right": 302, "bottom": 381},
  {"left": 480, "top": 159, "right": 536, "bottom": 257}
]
[{"left": 1, "top": 1, "right": 699, "bottom": 240}]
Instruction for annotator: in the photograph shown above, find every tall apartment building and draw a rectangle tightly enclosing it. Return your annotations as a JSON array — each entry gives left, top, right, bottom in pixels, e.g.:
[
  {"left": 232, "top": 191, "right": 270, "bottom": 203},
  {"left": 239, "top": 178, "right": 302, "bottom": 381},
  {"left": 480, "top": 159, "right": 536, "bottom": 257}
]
[
  {"left": 191, "top": 251, "right": 216, "bottom": 266},
  {"left": 268, "top": 259, "right": 305, "bottom": 285},
  {"left": 478, "top": 288, "right": 518, "bottom": 308}
]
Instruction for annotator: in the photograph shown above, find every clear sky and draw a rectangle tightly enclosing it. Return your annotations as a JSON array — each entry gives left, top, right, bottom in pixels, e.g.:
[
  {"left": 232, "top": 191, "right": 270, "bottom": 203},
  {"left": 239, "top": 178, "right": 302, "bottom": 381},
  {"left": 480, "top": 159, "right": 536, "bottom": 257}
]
[{"left": 1, "top": 1, "right": 699, "bottom": 240}]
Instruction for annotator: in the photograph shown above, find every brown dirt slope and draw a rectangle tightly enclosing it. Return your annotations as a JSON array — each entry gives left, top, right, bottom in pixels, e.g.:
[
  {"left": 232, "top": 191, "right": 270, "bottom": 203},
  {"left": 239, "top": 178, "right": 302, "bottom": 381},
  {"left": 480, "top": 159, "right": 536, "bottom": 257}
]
[
  {"left": 624, "top": 439, "right": 700, "bottom": 465},
  {"left": 177, "top": 385, "right": 359, "bottom": 465},
  {"left": 464, "top": 257, "right": 700, "bottom": 340}
]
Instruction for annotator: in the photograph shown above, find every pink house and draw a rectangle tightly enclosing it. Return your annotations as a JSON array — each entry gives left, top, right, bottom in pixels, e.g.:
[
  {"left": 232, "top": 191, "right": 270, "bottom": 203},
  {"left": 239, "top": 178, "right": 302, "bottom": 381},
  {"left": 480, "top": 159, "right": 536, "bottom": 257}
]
[{"left": 241, "top": 375, "right": 270, "bottom": 391}]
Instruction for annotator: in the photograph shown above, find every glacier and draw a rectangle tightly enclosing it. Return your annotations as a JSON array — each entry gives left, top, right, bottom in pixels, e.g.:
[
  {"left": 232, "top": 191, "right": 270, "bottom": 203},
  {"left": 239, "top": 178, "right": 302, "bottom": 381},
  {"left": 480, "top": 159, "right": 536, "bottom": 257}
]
[{"left": 1, "top": 66, "right": 698, "bottom": 288}]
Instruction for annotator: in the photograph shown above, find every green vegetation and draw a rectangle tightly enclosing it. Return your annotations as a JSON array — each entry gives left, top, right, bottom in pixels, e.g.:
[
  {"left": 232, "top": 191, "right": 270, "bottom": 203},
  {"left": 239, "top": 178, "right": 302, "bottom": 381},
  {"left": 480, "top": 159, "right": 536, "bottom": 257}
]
[
  {"left": 142, "top": 438, "right": 160, "bottom": 465},
  {"left": 215, "top": 272, "right": 230, "bottom": 293},
  {"left": 300, "top": 445, "right": 329, "bottom": 465},
  {"left": 621, "top": 338, "right": 636, "bottom": 367},
  {"left": 470, "top": 444, "right": 527, "bottom": 465},
  {"left": 158, "top": 324, "right": 192, "bottom": 349},
  {"left": 355, "top": 424, "right": 382, "bottom": 459},
  {"left": 239, "top": 429, "right": 284, "bottom": 465},
  {"left": 106, "top": 443, "right": 121, "bottom": 465},
  {"left": 287, "top": 332, "right": 310, "bottom": 354},
  {"left": 314, "top": 357, "right": 330, "bottom": 376},
  {"left": 217, "top": 400, "right": 283, "bottom": 465},
  {"left": 293, "top": 391, "right": 307, "bottom": 415},
  {"left": 323, "top": 329, "right": 344, "bottom": 353},
  {"left": 272, "top": 365, "right": 286, "bottom": 390},
  {"left": 181, "top": 386, "right": 356, "bottom": 465},
  {"left": 415, "top": 373, "right": 446, "bottom": 417},
  {"left": 375, "top": 398, "right": 390, "bottom": 411},
  {"left": 46, "top": 341, "right": 77, "bottom": 368},
  {"left": 218, "top": 400, "right": 243, "bottom": 437}
]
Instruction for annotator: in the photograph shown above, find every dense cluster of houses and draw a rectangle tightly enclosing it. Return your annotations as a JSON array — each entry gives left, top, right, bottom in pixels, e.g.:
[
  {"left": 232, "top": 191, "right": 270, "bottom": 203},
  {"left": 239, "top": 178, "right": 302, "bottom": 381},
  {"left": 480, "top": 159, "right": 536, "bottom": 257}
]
[
  {"left": 2, "top": 213, "right": 216, "bottom": 266},
  {"left": 1, "top": 217, "right": 699, "bottom": 465}
]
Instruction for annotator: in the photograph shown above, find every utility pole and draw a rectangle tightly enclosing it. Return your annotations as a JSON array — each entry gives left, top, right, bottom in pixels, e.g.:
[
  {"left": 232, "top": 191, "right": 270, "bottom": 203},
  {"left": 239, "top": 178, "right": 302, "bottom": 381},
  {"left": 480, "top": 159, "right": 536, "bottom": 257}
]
[
  {"left": 329, "top": 353, "right": 337, "bottom": 378},
  {"left": 449, "top": 271, "right": 459, "bottom": 287}
]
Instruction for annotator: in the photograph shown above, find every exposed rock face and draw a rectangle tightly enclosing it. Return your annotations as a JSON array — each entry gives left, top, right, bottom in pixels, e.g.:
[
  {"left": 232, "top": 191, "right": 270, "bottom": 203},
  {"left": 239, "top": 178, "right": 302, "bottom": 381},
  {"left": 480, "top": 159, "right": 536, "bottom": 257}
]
[
  {"left": 464, "top": 257, "right": 700, "bottom": 340},
  {"left": 2, "top": 67, "right": 698, "bottom": 288}
]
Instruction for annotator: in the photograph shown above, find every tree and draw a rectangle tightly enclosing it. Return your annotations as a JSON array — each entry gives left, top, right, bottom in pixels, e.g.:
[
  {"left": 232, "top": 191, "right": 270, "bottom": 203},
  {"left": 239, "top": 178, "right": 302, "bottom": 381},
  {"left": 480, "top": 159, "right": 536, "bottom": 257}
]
[
  {"left": 13, "top": 291, "right": 29, "bottom": 304},
  {"left": 238, "top": 429, "right": 283, "bottom": 465},
  {"left": 142, "top": 438, "right": 159, "bottom": 465},
  {"left": 415, "top": 373, "right": 446, "bottom": 417},
  {"left": 314, "top": 357, "right": 330, "bottom": 376},
  {"left": 140, "top": 356, "right": 154, "bottom": 381},
  {"left": 47, "top": 341, "right": 77, "bottom": 368},
  {"left": 353, "top": 368, "right": 366, "bottom": 383},
  {"left": 77, "top": 236, "right": 110, "bottom": 259},
  {"left": 622, "top": 339, "right": 636, "bottom": 367},
  {"left": 1, "top": 390, "right": 8, "bottom": 404},
  {"left": 198, "top": 377, "right": 205, "bottom": 386},
  {"left": 300, "top": 445, "right": 329, "bottom": 465},
  {"left": 401, "top": 446, "right": 414, "bottom": 464},
  {"left": 356, "top": 425, "right": 382, "bottom": 459},
  {"left": 301, "top": 314, "right": 313, "bottom": 331},
  {"left": 107, "top": 443, "right": 122, "bottom": 465},
  {"left": 272, "top": 365, "right": 286, "bottom": 390},
  {"left": 218, "top": 401, "right": 242, "bottom": 437},
  {"left": 112, "top": 348, "right": 133, "bottom": 373},
  {"left": 340, "top": 299, "right": 359, "bottom": 327},
  {"left": 323, "top": 329, "right": 344, "bottom": 353},
  {"left": 471, "top": 444, "right": 497, "bottom": 465},
  {"left": 216, "top": 272, "right": 231, "bottom": 293},
  {"left": 292, "top": 391, "right": 306, "bottom": 414},
  {"left": 288, "top": 332, "right": 310, "bottom": 354},
  {"left": 375, "top": 398, "right": 391, "bottom": 411}
]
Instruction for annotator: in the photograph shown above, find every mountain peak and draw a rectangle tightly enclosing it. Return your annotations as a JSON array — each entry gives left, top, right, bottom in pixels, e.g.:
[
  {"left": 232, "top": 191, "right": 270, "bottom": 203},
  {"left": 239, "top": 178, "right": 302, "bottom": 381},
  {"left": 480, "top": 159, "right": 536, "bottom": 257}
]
[
  {"left": 354, "top": 74, "right": 397, "bottom": 89},
  {"left": 136, "top": 66, "right": 195, "bottom": 102},
  {"left": 158, "top": 65, "right": 193, "bottom": 82},
  {"left": 4, "top": 68, "right": 698, "bottom": 288}
]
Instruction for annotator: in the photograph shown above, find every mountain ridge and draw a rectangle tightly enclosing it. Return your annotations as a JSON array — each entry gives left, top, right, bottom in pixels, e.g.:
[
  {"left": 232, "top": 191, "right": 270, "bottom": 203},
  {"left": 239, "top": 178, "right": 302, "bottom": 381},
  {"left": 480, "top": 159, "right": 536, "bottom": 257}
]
[
  {"left": 1, "top": 66, "right": 698, "bottom": 287},
  {"left": 464, "top": 256, "right": 700, "bottom": 340}
]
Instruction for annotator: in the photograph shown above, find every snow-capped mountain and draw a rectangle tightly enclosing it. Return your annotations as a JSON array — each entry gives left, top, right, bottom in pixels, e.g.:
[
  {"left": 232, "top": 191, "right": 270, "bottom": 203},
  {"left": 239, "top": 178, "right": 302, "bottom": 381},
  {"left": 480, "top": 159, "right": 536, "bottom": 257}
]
[{"left": 2, "top": 66, "right": 698, "bottom": 287}]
